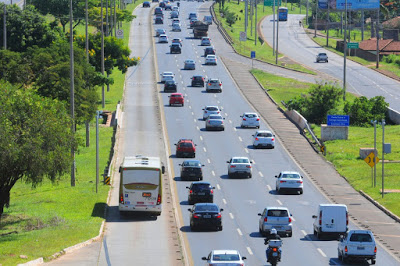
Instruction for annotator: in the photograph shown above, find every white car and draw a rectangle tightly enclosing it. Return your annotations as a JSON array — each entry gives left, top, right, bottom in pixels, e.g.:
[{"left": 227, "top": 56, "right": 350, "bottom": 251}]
[
  {"left": 172, "top": 23, "right": 181, "bottom": 31},
  {"left": 275, "top": 171, "right": 303, "bottom": 194},
  {"left": 205, "top": 55, "right": 217, "bottom": 65},
  {"left": 205, "top": 115, "right": 225, "bottom": 131},
  {"left": 258, "top": 207, "right": 293, "bottom": 237},
  {"left": 202, "top": 105, "right": 220, "bottom": 120},
  {"left": 172, "top": 19, "right": 180, "bottom": 25},
  {"left": 201, "top": 37, "right": 211, "bottom": 46},
  {"left": 205, "top": 78, "right": 222, "bottom": 93},
  {"left": 160, "top": 71, "right": 175, "bottom": 83},
  {"left": 252, "top": 130, "right": 275, "bottom": 149},
  {"left": 240, "top": 112, "right": 260, "bottom": 128},
  {"left": 155, "top": 28, "right": 166, "bottom": 36},
  {"left": 158, "top": 34, "right": 168, "bottom": 43},
  {"left": 227, "top": 157, "right": 252, "bottom": 178},
  {"left": 338, "top": 230, "right": 377, "bottom": 264},
  {"left": 202, "top": 250, "right": 247, "bottom": 266},
  {"left": 172, "top": 6, "right": 179, "bottom": 12}
]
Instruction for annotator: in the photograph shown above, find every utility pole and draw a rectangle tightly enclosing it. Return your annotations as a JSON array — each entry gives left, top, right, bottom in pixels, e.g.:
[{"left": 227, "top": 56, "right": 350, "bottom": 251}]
[
  {"left": 361, "top": 10, "right": 364, "bottom": 40},
  {"left": 255, "top": 0, "right": 257, "bottom": 46},
  {"left": 275, "top": 10, "right": 279, "bottom": 64},
  {"left": 272, "top": 0, "right": 275, "bottom": 55},
  {"left": 106, "top": 0, "right": 109, "bottom": 36},
  {"left": 373, "top": 120, "right": 377, "bottom": 187},
  {"left": 306, "top": 0, "right": 308, "bottom": 25},
  {"left": 376, "top": 9, "right": 380, "bottom": 69},
  {"left": 314, "top": 6, "right": 317, "bottom": 38},
  {"left": 250, "top": 0, "right": 253, "bottom": 36},
  {"left": 326, "top": 4, "right": 329, "bottom": 47},
  {"left": 101, "top": 0, "right": 105, "bottom": 108},
  {"left": 96, "top": 111, "right": 102, "bottom": 193},
  {"left": 85, "top": 0, "right": 89, "bottom": 62},
  {"left": 245, "top": 0, "right": 248, "bottom": 34},
  {"left": 381, "top": 119, "right": 385, "bottom": 198},
  {"left": 114, "top": 0, "right": 117, "bottom": 36},
  {"left": 3, "top": 3, "right": 6, "bottom": 50},
  {"left": 69, "top": 0, "right": 75, "bottom": 187},
  {"left": 343, "top": 0, "right": 347, "bottom": 101}
]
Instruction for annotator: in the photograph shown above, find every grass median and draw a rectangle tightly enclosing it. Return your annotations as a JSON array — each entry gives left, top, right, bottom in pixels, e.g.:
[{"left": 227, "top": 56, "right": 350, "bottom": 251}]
[
  {"left": 0, "top": 1, "right": 145, "bottom": 265},
  {"left": 251, "top": 68, "right": 400, "bottom": 218}
]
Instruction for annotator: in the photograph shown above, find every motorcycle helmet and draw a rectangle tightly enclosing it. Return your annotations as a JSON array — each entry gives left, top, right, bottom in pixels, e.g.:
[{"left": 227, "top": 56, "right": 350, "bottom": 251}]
[{"left": 270, "top": 228, "right": 277, "bottom": 235}]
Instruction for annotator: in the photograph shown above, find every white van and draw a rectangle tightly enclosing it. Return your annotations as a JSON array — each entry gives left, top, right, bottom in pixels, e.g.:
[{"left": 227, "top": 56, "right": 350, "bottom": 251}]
[
  {"left": 203, "top": 15, "right": 213, "bottom": 25},
  {"left": 312, "top": 204, "right": 348, "bottom": 239}
]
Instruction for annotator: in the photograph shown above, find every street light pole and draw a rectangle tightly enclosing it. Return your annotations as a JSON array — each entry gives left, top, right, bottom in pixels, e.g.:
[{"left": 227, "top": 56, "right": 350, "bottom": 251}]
[
  {"left": 272, "top": 0, "right": 275, "bottom": 55},
  {"left": 101, "top": 0, "right": 105, "bottom": 108},
  {"left": 381, "top": 119, "right": 385, "bottom": 198},
  {"left": 69, "top": 0, "right": 75, "bottom": 187},
  {"left": 343, "top": 0, "right": 348, "bottom": 101},
  {"left": 85, "top": 0, "right": 89, "bottom": 62},
  {"left": 255, "top": 0, "right": 257, "bottom": 46},
  {"left": 3, "top": 4, "right": 6, "bottom": 50}
]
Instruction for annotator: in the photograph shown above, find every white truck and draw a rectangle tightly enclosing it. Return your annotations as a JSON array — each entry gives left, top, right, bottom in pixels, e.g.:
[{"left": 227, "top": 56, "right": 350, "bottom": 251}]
[
  {"left": 312, "top": 204, "right": 348, "bottom": 239},
  {"left": 338, "top": 230, "right": 377, "bottom": 265}
]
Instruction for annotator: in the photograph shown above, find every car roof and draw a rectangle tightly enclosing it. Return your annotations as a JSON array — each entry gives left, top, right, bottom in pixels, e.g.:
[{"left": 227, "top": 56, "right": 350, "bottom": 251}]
[
  {"left": 205, "top": 105, "right": 219, "bottom": 108},
  {"left": 265, "top": 206, "right": 289, "bottom": 211},
  {"left": 348, "top": 230, "right": 373, "bottom": 234},
  {"left": 231, "top": 156, "right": 249, "bottom": 160},
  {"left": 159, "top": 34, "right": 167, "bottom": 37},
  {"left": 179, "top": 139, "right": 193, "bottom": 142},
  {"left": 171, "top": 93, "right": 183, "bottom": 96},
  {"left": 280, "top": 171, "right": 300, "bottom": 175},
  {"left": 206, "top": 55, "right": 216, "bottom": 58},
  {"left": 191, "top": 181, "right": 211, "bottom": 185},
  {"left": 194, "top": 203, "right": 218, "bottom": 207},
  {"left": 183, "top": 159, "right": 201, "bottom": 163},
  {"left": 193, "top": 75, "right": 203, "bottom": 77},
  {"left": 211, "top": 250, "right": 240, "bottom": 255},
  {"left": 185, "top": 59, "right": 194, "bottom": 62},
  {"left": 255, "top": 130, "right": 272, "bottom": 134},
  {"left": 243, "top": 112, "right": 257, "bottom": 115}
]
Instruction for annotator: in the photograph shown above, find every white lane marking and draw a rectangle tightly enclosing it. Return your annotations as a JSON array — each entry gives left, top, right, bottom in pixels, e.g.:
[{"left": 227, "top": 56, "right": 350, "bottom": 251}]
[
  {"left": 207, "top": 159, "right": 211, "bottom": 164},
  {"left": 229, "top": 120, "right": 232, "bottom": 124},
  {"left": 276, "top": 199, "right": 283, "bottom": 205},
  {"left": 246, "top": 247, "right": 253, "bottom": 255},
  {"left": 238, "top": 136, "right": 243, "bottom": 142},
  {"left": 245, "top": 148, "right": 249, "bottom": 153},
  {"left": 216, "top": 184, "right": 221, "bottom": 190},
  {"left": 200, "top": 136, "right": 203, "bottom": 141},
  {"left": 217, "top": 100, "right": 220, "bottom": 104},
  {"left": 203, "top": 69, "right": 206, "bottom": 73},
  {"left": 252, "top": 161, "right": 256, "bottom": 164},
  {"left": 203, "top": 147, "right": 207, "bottom": 152},
  {"left": 233, "top": 127, "right": 237, "bottom": 131},
  {"left": 186, "top": 98, "right": 189, "bottom": 101},
  {"left": 192, "top": 112, "right": 194, "bottom": 115},
  {"left": 222, "top": 198, "right": 227, "bottom": 204},
  {"left": 194, "top": 119, "right": 196, "bottom": 122},
  {"left": 317, "top": 248, "right": 327, "bottom": 258},
  {"left": 237, "top": 228, "right": 243, "bottom": 236},
  {"left": 181, "top": 81, "right": 184, "bottom": 84},
  {"left": 301, "top": 230, "right": 307, "bottom": 236},
  {"left": 259, "top": 171, "right": 264, "bottom": 177},
  {"left": 229, "top": 212, "right": 234, "bottom": 219},
  {"left": 291, "top": 216, "right": 296, "bottom": 222},
  {"left": 196, "top": 126, "right": 199, "bottom": 130},
  {"left": 225, "top": 113, "right": 228, "bottom": 116},
  {"left": 214, "top": 94, "right": 217, "bottom": 98},
  {"left": 267, "top": 185, "right": 272, "bottom": 191},
  {"left": 211, "top": 170, "right": 215, "bottom": 176},
  {"left": 189, "top": 106, "right": 192, "bottom": 109}
]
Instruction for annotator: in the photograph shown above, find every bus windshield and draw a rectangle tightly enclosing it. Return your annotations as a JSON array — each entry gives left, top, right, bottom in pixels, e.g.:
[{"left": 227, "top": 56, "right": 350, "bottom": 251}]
[{"left": 123, "top": 169, "right": 159, "bottom": 186}]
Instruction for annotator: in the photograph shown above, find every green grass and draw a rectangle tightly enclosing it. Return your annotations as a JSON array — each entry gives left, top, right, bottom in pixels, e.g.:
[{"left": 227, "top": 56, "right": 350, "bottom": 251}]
[
  {"left": 0, "top": 1, "right": 145, "bottom": 265},
  {"left": 214, "top": 2, "right": 315, "bottom": 74}
]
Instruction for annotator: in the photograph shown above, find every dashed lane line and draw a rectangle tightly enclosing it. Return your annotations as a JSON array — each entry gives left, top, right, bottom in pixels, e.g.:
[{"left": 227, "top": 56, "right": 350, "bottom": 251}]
[
  {"left": 207, "top": 159, "right": 211, "bottom": 164},
  {"left": 259, "top": 171, "right": 264, "bottom": 177},
  {"left": 203, "top": 147, "right": 207, "bottom": 152},
  {"left": 246, "top": 247, "right": 253, "bottom": 255},
  {"left": 317, "top": 248, "right": 327, "bottom": 258},
  {"left": 245, "top": 148, "right": 249, "bottom": 153},
  {"left": 237, "top": 228, "right": 243, "bottom": 236},
  {"left": 222, "top": 198, "right": 227, "bottom": 204},
  {"left": 216, "top": 184, "right": 221, "bottom": 190},
  {"left": 229, "top": 213, "right": 234, "bottom": 219},
  {"left": 267, "top": 185, "right": 272, "bottom": 191},
  {"left": 301, "top": 230, "right": 307, "bottom": 236},
  {"left": 276, "top": 199, "right": 283, "bottom": 205},
  {"left": 238, "top": 136, "right": 243, "bottom": 142},
  {"left": 200, "top": 136, "right": 203, "bottom": 141},
  {"left": 211, "top": 170, "right": 215, "bottom": 176}
]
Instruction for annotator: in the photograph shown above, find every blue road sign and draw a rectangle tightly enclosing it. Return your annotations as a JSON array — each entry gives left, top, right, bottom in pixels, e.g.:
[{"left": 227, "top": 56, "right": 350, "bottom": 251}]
[
  {"left": 251, "top": 51, "right": 256, "bottom": 59},
  {"left": 327, "top": 115, "right": 350, "bottom": 126}
]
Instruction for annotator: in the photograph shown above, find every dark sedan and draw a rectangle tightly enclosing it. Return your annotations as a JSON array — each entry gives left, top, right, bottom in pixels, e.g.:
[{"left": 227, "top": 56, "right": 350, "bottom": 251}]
[
  {"left": 186, "top": 182, "right": 214, "bottom": 204},
  {"left": 188, "top": 203, "right": 223, "bottom": 231},
  {"left": 164, "top": 80, "right": 177, "bottom": 92},
  {"left": 143, "top": 1, "right": 151, "bottom": 7},
  {"left": 180, "top": 160, "right": 204, "bottom": 181},
  {"left": 191, "top": 75, "right": 205, "bottom": 87}
]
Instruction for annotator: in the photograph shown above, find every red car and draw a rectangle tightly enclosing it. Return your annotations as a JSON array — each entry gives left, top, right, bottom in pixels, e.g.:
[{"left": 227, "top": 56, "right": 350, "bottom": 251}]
[
  {"left": 169, "top": 93, "right": 184, "bottom": 106},
  {"left": 175, "top": 139, "right": 196, "bottom": 158}
]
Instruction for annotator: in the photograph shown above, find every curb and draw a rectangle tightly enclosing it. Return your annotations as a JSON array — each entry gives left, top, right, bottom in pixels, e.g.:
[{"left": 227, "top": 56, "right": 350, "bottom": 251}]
[{"left": 359, "top": 190, "right": 400, "bottom": 223}]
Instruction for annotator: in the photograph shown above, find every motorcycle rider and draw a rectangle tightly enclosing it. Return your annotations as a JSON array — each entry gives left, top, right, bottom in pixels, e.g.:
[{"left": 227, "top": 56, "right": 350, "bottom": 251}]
[{"left": 265, "top": 228, "right": 282, "bottom": 262}]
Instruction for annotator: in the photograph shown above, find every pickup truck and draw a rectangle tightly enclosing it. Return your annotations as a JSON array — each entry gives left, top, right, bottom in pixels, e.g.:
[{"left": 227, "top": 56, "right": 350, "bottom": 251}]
[{"left": 338, "top": 230, "right": 376, "bottom": 264}]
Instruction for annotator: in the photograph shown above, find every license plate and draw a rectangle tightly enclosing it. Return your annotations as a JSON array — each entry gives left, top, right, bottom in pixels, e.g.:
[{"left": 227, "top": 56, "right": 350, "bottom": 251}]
[
  {"left": 198, "top": 193, "right": 205, "bottom": 195},
  {"left": 326, "top": 224, "right": 333, "bottom": 228},
  {"left": 273, "top": 252, "right": 278, "bottom": 257},
  {"left": 203, "top": 215, "right": 211, "bottom": 218},
  {"left": 274, "top": 226, "right": 282, "bottom": 229},
  {"left": 357, "top": 246, "right": 365, "bottom": 250},
  {"left": 142, "top": 192, "right": 151, "bottom": 197}
]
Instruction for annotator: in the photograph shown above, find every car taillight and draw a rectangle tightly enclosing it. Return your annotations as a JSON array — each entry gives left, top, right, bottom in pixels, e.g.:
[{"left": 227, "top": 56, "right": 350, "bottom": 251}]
[
  {"left": 344, "top": 246, "right": 348, "bottom": 253},
  {"left": 193, "top": 214, "right": 201, "bottom": 218},
  {"left": 208, "top": 83, "right": 211, "bottom": 86},
  {"left": 297, "top": 181, "right": 303, "bottom": 183},
  {"left": 205, "top": 110, "right": 207, "bottom": 113},
  {"left": 255, "top": 137, "right": 259, "bottom": 141},
  {"left": 256, "top": 118, "right": 260, "bottom": 121},
  {"left": 202, "top": 78, "right": 204, "bottom": 80},
  {"left": 216, "top": 213, "right": 221, "bottom": 219},
  {"left": 157, "top": 194, "right": 161, "bottom": 205},
  {"left": 211, "top": 189, "right": 213, "bottom": 194},
  {"left": 217, "top": 111, "right": 220, "bottom": 114},
  {"left": 243, "top": 118, "right": 246, "bottom": 121},
  {"left": 280, "top": 181, "right": 286, "bottom": 183},
  {"left": 246, "top": 165, "right": 251, "bottom": 168},
  {"left": 189, "top": 190, "right": 193, "bottom": 194},
  {"left": 230, "top": 165, "right": 236, "bottom": 168},
  {"left": 271, "top": 138, "right": 275, "bottom": 141},
  {"left": 219, "top": 83, "right": 222, "bottom": 86},
  {"left": 374, "top": 246, "right": 377, "bottom": 253},
  {"left": 289, "top": 217, "right": 292, "bottom": 223},
  {"left": 346, "top": 212, "right": 348, "bottom": 225},
  {"left": 319, "top": 210, "right": 322, "bottom": 225},
  {"left": 119, "top": 194, "right": 124, "bottom": 204},
  {"left": 272, "top": 247, "right": 278, "bottom": 252},
  {"left": 264, "top": 217, "right": 268, "bottom": 222}
]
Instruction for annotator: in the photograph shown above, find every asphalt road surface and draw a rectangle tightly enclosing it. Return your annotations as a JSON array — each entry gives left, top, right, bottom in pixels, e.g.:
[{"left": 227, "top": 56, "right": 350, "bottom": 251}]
[{"left": 261, "top": 14, "right": 400, "bottom": 112}]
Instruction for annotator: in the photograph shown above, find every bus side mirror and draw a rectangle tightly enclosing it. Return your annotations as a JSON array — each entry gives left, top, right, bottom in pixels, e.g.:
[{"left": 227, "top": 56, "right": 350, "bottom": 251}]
[{"left": 161, "top": 166, "right": 165, "bottom": 174}]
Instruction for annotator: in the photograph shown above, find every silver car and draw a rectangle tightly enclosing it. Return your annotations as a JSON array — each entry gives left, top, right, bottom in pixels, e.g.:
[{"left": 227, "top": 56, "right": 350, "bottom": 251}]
[
  {"left": 201, "top": 37, "right": 211, "bottom": 46},
  {"left": 240, "top": 112, "right": 260, "bottom": 128},
  {"left": 275, "top": 171, "right": 303, "bottom": 194},
  {"left": 202, "top": 106, "right": 220, "bottom": 120},
  {"left": 184, "top": 59, "right": 196, "bottom": 70},
  {"left": 205, "top": 115, "right": 225, "bottom": 131},
  {"left": 158, "top": 34, "right": 168, "bottom": 43},
  {"left": 205, "top": 78, "right": 222, "bottom": 93},
  {"left": 258, "top": 207, "right": 293, "bottom": 237},
  {"left": 155, "top": 28, "right": 166, "bottom": 36},
  {"left": 316, "top": 52, "right": 328, "bottom": 63},
  {"left": 205, "top": 55, "right": 217, "bottom": 65},
  {"left": 252, "top": 130, "right": 275, "bottom": 149},
  {"left": 227, "top": 157, "right": 252, "bottom": 178},
  {"left": 160, "top": 71, "right": 175, "bottom": 83}
]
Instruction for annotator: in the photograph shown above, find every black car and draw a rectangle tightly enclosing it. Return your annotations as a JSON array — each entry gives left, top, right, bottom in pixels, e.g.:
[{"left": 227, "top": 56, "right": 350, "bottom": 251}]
[
  {"left": 188, "top": 203, "right": 223, "bottom": 231},
  {"left": 191, "top": 75, "right": 205, "bottom": 87},
  {"left": 155, "top": 17, "right": 163, "bottom": 24},
  {"left": 204, "top": 47, "right": 216, "bottom": 57},
  {"left": 152, "top": 0, "right": 159, "bottom": 2},
  {"left": 170, "top": 44, "right": 181, "bottom": 54},
  {"left": 165, "top": 5, "right": 172, "bottom": 10},
  {"left": 143, "top": 1, "right": 151, "bottom": 7},
  {"left": 180, "top": 160, "right": 204, "bottom": 181},
  {"left": 186, "top": 182, "right": 214, "bottom": 204},
  {"left": 159, "top": 2, "right": 166, "bottom": 8},
  {"left": 164, "top": 80, "right": 177, "bottom": 92},
  {"left": 154, "top": 7, "right": 163, "bottom": 15}
]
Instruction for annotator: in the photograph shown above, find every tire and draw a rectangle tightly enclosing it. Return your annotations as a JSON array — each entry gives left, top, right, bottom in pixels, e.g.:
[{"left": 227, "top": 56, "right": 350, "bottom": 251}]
[
  {"left": 241, "top": 125, "right": 244, "bottom": 128},
  {"left": 169, "top": 103, "right": 171, "bottom": 106},
  {"left": 300, "top": 189, "right": 303, "bottom": 195},
  {"left": 222, "top": 128, "right": 225, "bottom": 131},
  {"left": 257, "top": 126, "right": 260, "bottom": 129},
  {"left": 218, "top": 226, "right": 223, "bottom": 231},
  {"left": 176, "top": 152, "right": 182, "bottom": 158},
  {"left": 228, "top": 172, "right": 231, "bottom": 178},
  {"left": 371, "top": 259, "right": 376, "bottom": 265},
  {"left": 317, "top": 230, "right": 322, "bottom": 239},
  {"left": 338, "top": 250, "right": 342, "bottom": 261},
  {"left": 192, "top": 153, "right": 195, "bottom": 158},
  {"left": 288, "top": 231, "right": 292, "bottom": 237},
  {"left": 341, "top": 253, "right": 347, "bottom": 263},
  {"left": 248, "top": 174, "right": 252, "bottom": 179},
  {"left": 190, "top": 223, "right": 197, "bottom": 231},
  {"left": 314, "top": 228, "right": 317, "bottom": 236},
  {"left": 182, "top": 103, "right": 184, "bottom": 107}
]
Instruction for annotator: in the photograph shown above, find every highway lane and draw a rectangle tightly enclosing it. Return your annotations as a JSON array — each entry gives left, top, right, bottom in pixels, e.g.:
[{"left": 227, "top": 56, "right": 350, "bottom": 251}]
[
  {"left": 261, "top": 14, "right": 400, "bottom": 112},
  {"left": 155, "top": 2, "right": 399, "bottom": 265}
]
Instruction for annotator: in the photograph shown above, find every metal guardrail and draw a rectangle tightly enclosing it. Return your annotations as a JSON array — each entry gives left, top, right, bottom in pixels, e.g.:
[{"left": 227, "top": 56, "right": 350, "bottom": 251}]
[{"left": 210, "top": 3, "right": 233, "bottom": 45}]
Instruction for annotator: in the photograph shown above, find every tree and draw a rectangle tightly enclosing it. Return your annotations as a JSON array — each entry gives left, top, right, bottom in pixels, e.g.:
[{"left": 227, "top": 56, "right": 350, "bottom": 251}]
[
  {"left": 226, "top": 11, "right": 236, "bottom": 27},
  {"left": 0, "top": 50, "right": 33, "bottom": 85},
  {"left": 0, "top": 4, "right": 59, "bottom": 52},
  {"left": 0, "top": 83, "right": 75, "bottom": 219},
  {"left": 88, "top": 5, "right": 135, "bottom": 33},
  {"left": 75, "top": 34, "right": 139, "bottom": 75},
  {"left": 344, "top": 96, "right": 389, "bottom": 126}
]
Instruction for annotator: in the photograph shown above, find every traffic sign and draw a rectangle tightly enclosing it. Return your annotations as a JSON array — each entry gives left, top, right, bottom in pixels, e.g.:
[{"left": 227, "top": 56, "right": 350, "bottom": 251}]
[
  {"left": 240, "top": 31, "right": 247, "bottom": 42},
  {"left": 264, "top": 0, "right": 281, "bottom": 6},
  {"left": 327, "top": 115, "right": 349, "bottom": 127},
  {"left": 364, "top": 152, "right": 379, "bottom": 168},
  {"left": 347, "top": 42, "right": 359, "bottom": 49},
  {"left": 116, "top": 29, "right": 124, "bottom": 39},
  {"left": 251, "top": 51, "right": 256, "bottom": 59}
]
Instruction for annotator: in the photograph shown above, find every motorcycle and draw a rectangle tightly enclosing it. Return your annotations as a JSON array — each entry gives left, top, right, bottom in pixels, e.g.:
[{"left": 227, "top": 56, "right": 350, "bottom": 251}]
[{"left": 265, "top": 239, "right": 282, "bottom": 266}]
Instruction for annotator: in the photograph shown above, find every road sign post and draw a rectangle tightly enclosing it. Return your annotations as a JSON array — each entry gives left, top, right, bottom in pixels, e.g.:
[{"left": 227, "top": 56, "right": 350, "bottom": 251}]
[
  {"left": 116, "top": 29, "right": 124, "bottom": 39},
  {"left": 251, "top": 51, "right": 256, "bottom": 69}
]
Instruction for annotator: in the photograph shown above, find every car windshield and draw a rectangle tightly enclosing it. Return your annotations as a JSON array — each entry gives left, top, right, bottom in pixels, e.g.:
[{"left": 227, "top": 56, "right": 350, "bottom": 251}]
[
  {"left": 186, "top": 60, "right": 194, "bottom": 63},
  {"left": 212, "top": 254, "right": 240, "bottom": 261},
  {"left": 206, "top": 107, "right": 218, "bottom": 111},
  {"left": 232, "top": 158, "right": 249, "bottom": 164},
  {"left": 281, "top": 173, "right": 300, "bottom": 179},
  {"left": 267, "top": 210, "right": 289, "bottom": 217},
  {"left": 209, "top": 80, "right": 219, "bottom": 83},
  {"left": 319, "top": 53, "right": 327, "bottom": 56},
  {"left": 245, "top": 114, "right": 257, "bottom": 118},
  {"left": 163, "top": 72, "right": 173, "bottom": 76},
  {"left": 171, "top": 95, "right": 181, "bottom": 98},
  {"left": 209, "top": 115, "right": 222, "bottom": 120},
  {"left": 165, "top": 80, "right": 175, "bottom": 84},
  {"left": 184, "top": 161, "right": 201, "bottom": 167},
  {"left": 207, "top": 55, "right": 216, "bottom": 58},
  {"left": 257, "top": 132, "right": 273, "bottom": 137},
  {"left": 180, "top": 143, "right": 192, "bottom": 148},
  {"left": 350, "top": 233, "right": 373, "bottom": 242},
  {"left": 193, "top": 76, "right": 203, "bottom": 80},
  {"left": 195, "top": 205, "right": 218, "bottom": 212},
  {"left": 192, "top": 184, "right": 210, "bottom": 191}
]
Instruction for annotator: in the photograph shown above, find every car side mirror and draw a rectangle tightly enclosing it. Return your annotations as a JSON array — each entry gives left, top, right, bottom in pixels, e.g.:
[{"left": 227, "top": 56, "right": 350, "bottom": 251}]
[
  {"left": 226, "top": 161, "right": 229, "bottom": 163},
  {"left": 252, "top": 135, "right": 254, "bottom": 137},
  {"left": 168, "top": 96, "right": 171, "bottom": 97},
  {"left": 301, "top": 176, "right": 304, "bottom": 179},
  {"left": 188, "top": 209, "right": 192, "bottom": 212},
  {"left": 240, "top": 116, "right": 243, "bottom": 117},
  {"left": 275, "top": 175, "right": 278, "bottom": 178},
  {"left": 312, "top": 215, "right": 317, "bottom": 219},
  {"left": 258, "top": 213, "right": 262, "bottom": 216},
  {"left": 174, "top": 143, "right": 177, "bottom": 145},
  {"left": 119, "top": 166, "right": 122, "bottom": 173},
  {"left": 201, "top": 257, "right": 207, "bottom": 261},
  {"left": 186, "top": 186, "right": 189, "bottom": 189},
  {"left": 202, "top": 109, "right": 205, "bottom": 110},
  {"left": 250, "top": 161, "right": 254, "bottom": 164},
  {"left": 242, "top": 257, "right": 247, "bottom": 260},
  {"left": 202, "top": 164, "right": 205, "bottom": 166},
  {"left": 179, "top": 164, "right": 182, "bottom": 166},
  {"left": 195, "top": 144, "right": 197, "bottom": 146},
  {"left": 212, "top": 187, "right": 215, "bottom": 189},
  {"left": 220, "top": 208, "right": 224, "bottom": 211},
  {"left": 290, "top": 214, "right": 293, "bottom": 216}
]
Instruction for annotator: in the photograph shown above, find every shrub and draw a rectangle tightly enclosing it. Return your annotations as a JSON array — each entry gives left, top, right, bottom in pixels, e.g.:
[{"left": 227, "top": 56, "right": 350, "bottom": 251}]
[{"left": 343, "top": 96, "right": 388, "bottom": 126}]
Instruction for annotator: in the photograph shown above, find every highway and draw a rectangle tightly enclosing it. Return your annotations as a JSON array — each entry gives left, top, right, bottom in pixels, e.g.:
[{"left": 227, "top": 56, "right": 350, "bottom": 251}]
[
  {"left": 155, "top": 2, "right": 400, "bottom": 265},
  {"left": 261, "top": 14, "right": 400, "bottom": 112}
]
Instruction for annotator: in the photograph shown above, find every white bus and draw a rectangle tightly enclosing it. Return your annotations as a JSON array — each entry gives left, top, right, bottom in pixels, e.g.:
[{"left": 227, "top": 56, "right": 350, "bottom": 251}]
[{"left": 119, "top": 155, "right": 165, "bottom": 216}]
